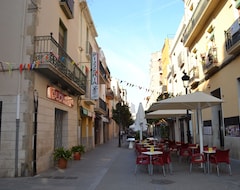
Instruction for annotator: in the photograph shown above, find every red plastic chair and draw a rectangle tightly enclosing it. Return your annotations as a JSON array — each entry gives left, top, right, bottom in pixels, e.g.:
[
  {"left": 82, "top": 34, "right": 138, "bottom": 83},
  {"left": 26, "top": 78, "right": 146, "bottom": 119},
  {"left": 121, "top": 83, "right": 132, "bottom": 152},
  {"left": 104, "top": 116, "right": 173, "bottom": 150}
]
[
  {"left": 179, "top": 146, "right": 191, "bottom": 162},
  {"left": 210, "top": 149, "right": 232, "bottom": 176},
  {"left": 135, "top": 154, "right": 150, "bottom": 174},
  {"left": 152, "top": 155, "right": 166, "bottom": 176},
  {"left": 136, "top": 146, "right": 147, "bottom": 155},
  {"left": 203, "top": 145, "right": 209, "bottom": 151},
  {"left": 190, "top": 153, "right": 206, "bottom": 173},
  {"left": 162, "top": 150, "right": 173, "bottom": 174},
  {"left": 157, "top": 143, "right": 165, "bottom": 151}
]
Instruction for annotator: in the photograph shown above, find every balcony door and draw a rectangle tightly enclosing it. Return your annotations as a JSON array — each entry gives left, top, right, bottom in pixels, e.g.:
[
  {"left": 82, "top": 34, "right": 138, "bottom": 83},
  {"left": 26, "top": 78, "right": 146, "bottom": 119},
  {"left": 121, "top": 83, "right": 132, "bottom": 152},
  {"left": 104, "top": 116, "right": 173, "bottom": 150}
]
[{"left": 59, "top": 20, "right": 67, "bottom": 60}]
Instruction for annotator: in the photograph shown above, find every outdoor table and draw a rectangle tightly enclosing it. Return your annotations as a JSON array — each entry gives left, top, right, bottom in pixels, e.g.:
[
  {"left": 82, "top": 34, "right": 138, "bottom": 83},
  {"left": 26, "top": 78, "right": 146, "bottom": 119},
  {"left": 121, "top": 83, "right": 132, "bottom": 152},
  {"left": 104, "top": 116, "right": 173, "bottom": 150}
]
[
  {"left": 146, "top": 147, "right": 161, "bottom": 151},
  {"left": 127, "top": 138, "right": 135, "bottom": 149},
  {"left": 189, "top": 146, "right": 198, "bottom": 155},
  {"left": 146, "top": 137, "right": 158, "bottom": 142},
  {"left": 203, "top": 149, "right": 216, "bottom": 174},
  {"left": 142, "top": 151, "right": 163, "bottom": 175}
]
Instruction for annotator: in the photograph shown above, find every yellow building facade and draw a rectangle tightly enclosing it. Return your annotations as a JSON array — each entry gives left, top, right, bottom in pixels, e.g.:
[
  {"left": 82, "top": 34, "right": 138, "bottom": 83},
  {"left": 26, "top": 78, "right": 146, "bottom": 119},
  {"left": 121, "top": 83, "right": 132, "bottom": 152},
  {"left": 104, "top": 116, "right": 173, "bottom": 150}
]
[{"left": 181, "top": 0, "right": 240, "bottom": 159}]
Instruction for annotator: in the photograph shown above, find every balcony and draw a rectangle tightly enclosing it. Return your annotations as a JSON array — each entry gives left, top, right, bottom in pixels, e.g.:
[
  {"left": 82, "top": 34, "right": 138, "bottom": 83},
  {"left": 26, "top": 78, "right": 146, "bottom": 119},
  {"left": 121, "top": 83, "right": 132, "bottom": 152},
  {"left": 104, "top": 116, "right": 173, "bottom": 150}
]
[
  {"left": 225, "top": 17, "right": 240, "bottom": 55},
  {"left": 201, "top": 47, "right": 219, "bottom": 76},
  {"left": 162, "top": 85, "right": 167, "bottom": 93},
  {"left": 106, "top": 88, "right": 114, "bottom": 100},
  {"left": 94, "top": 98, "right": 107, "bottom": 115},
  {"left": 60, "top": 0, "right": 74, "bottom": 19},
  {"left": 82, "top": 96, "right": 95, "bottom": 105},
  {"left": 189, "top": 66, "right": 200, "bottom": 89},
  {"left": 99, "top": 62, "right": 107, "bottom": 84},
  {"left": 183, "top": 0, "right": 219, "bottom": 47},
  {"left": 81, "top": 87, "right": 95, "bottom": 105},
  {"left": 34, "top": 34, "right": 86, "bottom": 95},
  {"left": 178, "top": 51, "right": 185, "bottom": 68}
]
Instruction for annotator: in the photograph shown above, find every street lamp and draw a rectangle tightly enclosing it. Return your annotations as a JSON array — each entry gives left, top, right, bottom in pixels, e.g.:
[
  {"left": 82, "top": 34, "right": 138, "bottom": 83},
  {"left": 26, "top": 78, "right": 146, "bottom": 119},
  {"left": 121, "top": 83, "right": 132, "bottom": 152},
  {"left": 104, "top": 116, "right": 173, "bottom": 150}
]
[
  {"left": 33, "top": 89, "right": 38, "bottom": 175},
  {"left": 182, "top": 71, "right": 191, "bottom": 143}
]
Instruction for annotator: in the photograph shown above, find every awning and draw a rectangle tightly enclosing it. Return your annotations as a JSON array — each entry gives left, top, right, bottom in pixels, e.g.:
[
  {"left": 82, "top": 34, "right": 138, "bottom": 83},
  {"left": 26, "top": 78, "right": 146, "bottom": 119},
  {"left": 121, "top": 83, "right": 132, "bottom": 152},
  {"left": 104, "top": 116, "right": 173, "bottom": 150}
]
[
  {"left": 146, "top": 109, "right": 192, "bottom": 119},
  {"left": 80, "top": 106, "right": 88, "bottom": 116}
]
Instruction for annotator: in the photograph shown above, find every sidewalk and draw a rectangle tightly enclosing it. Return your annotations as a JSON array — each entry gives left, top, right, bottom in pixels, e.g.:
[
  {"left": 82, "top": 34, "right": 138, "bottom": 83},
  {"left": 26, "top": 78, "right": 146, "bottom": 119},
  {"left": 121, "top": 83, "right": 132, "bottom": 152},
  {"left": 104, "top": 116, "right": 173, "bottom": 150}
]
[{"left": 0, "top": 138, "right": 240, "bottom": 190}]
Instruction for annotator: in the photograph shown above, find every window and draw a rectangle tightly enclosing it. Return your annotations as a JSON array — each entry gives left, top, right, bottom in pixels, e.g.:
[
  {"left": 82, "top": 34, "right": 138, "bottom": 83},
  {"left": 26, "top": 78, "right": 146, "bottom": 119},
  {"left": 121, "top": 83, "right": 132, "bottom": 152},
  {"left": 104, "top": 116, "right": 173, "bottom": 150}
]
[
  {"left": 59, "top": 20, "right": 67, "bottom": 50},
  {"left": 58, "top": 20, "right": 67, "bottom": 63}
]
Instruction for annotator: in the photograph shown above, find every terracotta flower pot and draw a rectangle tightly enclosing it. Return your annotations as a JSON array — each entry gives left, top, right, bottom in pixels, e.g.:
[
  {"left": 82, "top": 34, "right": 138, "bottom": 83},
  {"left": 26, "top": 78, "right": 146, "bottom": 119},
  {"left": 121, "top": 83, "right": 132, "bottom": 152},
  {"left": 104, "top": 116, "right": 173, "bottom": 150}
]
[
  {"left": 58, "top": 158, "right": 68, "bottom": 169},
  {"left": 73, "top": 152, "right": 81, "bottom": 160}
]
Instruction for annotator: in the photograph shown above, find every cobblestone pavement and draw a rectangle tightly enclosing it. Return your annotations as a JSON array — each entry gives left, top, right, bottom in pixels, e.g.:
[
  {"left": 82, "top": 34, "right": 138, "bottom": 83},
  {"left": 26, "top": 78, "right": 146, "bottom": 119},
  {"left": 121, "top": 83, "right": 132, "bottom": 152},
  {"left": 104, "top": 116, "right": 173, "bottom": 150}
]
[{"left": 0, "top": 138, "right": 239, "bottom": 190}]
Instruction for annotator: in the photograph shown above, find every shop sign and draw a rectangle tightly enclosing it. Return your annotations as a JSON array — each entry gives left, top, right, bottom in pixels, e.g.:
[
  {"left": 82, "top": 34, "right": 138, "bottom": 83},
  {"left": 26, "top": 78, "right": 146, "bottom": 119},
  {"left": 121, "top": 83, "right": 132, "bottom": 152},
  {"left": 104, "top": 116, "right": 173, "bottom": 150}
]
[
  {"left": 91, "top": 52, "right": 99, "bottom": 100},
  {"left": 47, "top": 86, "right": 74, "bottom": 107},
  {"left": 81, "top": 107, "right": 88, "bottom": 116}
]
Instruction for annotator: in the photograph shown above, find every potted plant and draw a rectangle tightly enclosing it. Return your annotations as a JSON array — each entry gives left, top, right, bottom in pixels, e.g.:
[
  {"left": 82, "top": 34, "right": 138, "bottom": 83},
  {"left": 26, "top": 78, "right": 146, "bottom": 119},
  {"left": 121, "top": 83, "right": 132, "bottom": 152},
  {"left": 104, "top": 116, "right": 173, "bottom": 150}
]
[
  {"left": 71, "top": 145, "right": 85, "bottom": 160},
  {"left": 53, "top": 147, "right": 72, "bottom": 169}
]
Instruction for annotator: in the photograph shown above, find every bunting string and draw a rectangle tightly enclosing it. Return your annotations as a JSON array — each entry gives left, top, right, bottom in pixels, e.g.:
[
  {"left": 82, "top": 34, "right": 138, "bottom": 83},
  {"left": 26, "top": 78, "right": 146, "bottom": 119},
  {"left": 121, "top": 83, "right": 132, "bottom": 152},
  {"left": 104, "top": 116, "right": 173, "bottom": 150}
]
[
  {"left": 113, "top": 77, "right": 162, "bottom": 96},
  {"left": 0, "top": 60, "right": 40, "bottom": 74},
  {"left": 0, "top": 54, "right": 160, "bottom": 99},
  {"left": 0, "top": 53, "right": 76, "bottom": 74}
]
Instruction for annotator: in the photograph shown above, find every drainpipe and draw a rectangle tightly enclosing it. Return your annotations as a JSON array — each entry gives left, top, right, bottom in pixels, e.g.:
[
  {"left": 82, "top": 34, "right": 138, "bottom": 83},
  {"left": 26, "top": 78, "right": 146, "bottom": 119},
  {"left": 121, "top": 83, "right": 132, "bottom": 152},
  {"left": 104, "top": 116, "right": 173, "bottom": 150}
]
[{"left": 15, "top": 0, "right": 27, "bottom": 177}]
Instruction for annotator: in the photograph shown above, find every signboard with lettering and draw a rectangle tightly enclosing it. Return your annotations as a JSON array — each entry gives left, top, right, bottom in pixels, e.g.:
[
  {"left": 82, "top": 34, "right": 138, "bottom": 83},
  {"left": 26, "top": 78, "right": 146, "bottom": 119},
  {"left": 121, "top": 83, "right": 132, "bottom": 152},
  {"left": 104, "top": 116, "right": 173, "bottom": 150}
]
[
  {"left": 47, "top": 87, "right": 74, "bottom": 107},
  {"left": 91, "top": 52, "right": 99, "bottom": 100}
]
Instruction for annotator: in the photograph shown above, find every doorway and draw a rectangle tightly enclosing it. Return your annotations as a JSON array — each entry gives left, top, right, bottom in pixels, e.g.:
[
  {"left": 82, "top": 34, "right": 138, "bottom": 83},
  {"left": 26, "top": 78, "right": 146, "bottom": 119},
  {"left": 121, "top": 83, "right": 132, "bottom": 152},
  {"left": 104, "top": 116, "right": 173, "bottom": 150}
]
[
  {"left": 54, "top": 108, "right": 67, "bottom": 149},
  {"left": 211, "top": 89, "right": 224, "bottom": 147}
]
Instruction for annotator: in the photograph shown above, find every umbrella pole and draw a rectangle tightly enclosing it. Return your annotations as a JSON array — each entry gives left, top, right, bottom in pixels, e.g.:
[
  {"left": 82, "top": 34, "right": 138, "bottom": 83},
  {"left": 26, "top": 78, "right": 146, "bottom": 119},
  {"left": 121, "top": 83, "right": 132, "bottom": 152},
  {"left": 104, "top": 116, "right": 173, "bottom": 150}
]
[
  {"left": 197, "top": 108, "right": 203, "bottom": 154},
  {"left": 196, "top": 107, "right": 204, "bottom": 168},
  {"left": 140, "top": 123, "right": 143, "bottom": 141}
]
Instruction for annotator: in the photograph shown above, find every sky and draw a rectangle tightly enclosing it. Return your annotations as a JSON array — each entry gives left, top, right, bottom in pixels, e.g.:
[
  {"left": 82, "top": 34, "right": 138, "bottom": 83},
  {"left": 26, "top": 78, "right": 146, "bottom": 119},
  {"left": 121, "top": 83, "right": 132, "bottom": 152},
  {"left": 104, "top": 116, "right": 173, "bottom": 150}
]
[{"left": 87, "top": 0, "right": 184, "bottom": 112}]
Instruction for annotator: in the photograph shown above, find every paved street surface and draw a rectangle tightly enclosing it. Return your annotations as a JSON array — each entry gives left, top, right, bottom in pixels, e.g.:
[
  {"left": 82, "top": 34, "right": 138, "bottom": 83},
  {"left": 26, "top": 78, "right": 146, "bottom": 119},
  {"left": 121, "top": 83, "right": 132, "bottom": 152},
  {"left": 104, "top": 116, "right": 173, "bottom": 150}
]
[{"left": 0, "top": 138, "right": 240, "bottom": 190}]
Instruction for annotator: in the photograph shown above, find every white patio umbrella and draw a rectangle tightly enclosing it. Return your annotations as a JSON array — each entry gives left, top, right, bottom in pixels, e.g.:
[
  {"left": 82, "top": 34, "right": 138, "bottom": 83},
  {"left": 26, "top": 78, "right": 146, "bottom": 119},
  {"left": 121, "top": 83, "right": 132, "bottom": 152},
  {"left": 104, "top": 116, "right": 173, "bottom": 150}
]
[
  {"left": 148, "top": 91, "right": 223, "bottom": 153},
  {"left": 130, "top": 103, "right": 148, "bottom": 140},
  {"left": 129, "top": 123, "right": 148, "bottom": 131},
  {"left": 149, "top": 91, "right": 222, "bottom": 111}
]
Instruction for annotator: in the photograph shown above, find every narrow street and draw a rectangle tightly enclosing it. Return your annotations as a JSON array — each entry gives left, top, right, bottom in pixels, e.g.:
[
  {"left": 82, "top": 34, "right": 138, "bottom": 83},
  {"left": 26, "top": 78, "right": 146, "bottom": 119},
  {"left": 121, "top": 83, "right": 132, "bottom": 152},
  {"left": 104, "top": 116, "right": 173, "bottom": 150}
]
[{"left": 0, "top": 138, "right": 239, "bottom": 190}]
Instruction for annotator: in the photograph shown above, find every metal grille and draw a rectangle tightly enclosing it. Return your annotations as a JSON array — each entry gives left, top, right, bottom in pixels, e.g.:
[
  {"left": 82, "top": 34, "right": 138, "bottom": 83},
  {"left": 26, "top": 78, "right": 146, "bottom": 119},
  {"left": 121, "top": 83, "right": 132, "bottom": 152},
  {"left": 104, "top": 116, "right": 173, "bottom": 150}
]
[
  {"left": 54, "top": 109, "right": 64, "bottom": 148},
  {"left": 34, "top": 35, "right": 87, "bottom": 91}
]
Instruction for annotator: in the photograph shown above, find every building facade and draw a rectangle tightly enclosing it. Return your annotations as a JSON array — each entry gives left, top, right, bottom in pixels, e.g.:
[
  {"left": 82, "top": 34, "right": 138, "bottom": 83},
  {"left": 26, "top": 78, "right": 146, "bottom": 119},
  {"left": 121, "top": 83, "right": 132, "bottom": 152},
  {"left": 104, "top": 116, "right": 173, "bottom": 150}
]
[
  {"left": 162, "top": 0, "right": 240, "bottom": 159},
  {"left": 146, "top": 51, "right": 162, "bottom": 108},
  {"left": 147, "top": 0, "right": 240, "bottom": 160},
  {"left": 181, "top": 0, "right": 240, "bottom": 159},
  {"left": 0, "top": 0, "right": 118, "bottom": 177}
]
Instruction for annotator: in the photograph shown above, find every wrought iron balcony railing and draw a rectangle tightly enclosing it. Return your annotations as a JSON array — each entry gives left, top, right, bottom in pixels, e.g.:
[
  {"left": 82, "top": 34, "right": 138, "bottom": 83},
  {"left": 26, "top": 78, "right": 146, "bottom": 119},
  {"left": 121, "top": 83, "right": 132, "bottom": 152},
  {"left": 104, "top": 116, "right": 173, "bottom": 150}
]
[
  {"left": 225, "top": 17, "right": 240, "bottom": 54},
  {"left": 189, "top": 66, "right": 200, "bottom": 89},
  {"left": 201, "top": 47, "right": 219, "bottom": 75},
  {"left": 178, "top": 51, "right": 185, "bottom": 68},
  {"left": 99, "top": 62, "right": 107, "bottom": 83},
  {"left": 94, "top": 97, "right": 107, "bottom": 115},
  {"left": 34, "top": 34, "right": 86, "bottom": 95},
  {"left": 106, "top": 88, "right": 114, "bottom": 100}
]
